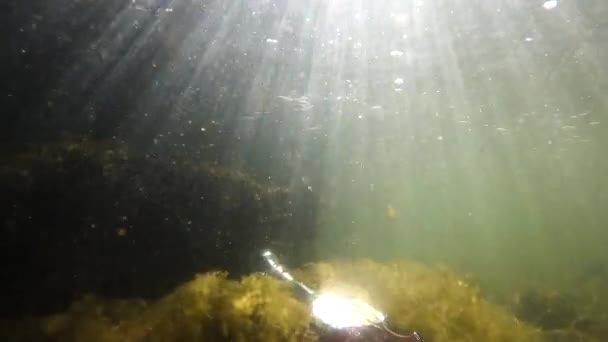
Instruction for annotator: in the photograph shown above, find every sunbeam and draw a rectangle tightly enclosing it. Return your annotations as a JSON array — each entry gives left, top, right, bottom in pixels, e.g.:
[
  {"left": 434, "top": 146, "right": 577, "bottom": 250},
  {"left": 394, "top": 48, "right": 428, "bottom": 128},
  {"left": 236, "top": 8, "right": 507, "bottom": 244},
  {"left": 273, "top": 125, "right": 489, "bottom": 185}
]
[{"left": 2, "top": 0, "right": 608, "bottom": 340}]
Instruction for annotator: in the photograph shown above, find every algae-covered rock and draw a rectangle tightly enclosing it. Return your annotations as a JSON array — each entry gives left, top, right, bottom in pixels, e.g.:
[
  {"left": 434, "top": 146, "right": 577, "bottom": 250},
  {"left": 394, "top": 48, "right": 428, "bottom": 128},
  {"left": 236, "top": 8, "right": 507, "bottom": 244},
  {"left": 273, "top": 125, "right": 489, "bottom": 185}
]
[
  {"left": 511, "top": 288, "right": 608, "bottom": 342},
  {"left": 0, "top": 137, "right": 314, "bottom": 316},
  {"left": 0, "top": 259, "right": 558, "bottom": 342},
  {"left": 41, "top": 272, "right": 312, "bottom": 342},
  {"left": 513, "top": 290, "right": 577, "bottom": 330},
  {"left": 297, "top": 259, "right": 544, "bottom": 342}
]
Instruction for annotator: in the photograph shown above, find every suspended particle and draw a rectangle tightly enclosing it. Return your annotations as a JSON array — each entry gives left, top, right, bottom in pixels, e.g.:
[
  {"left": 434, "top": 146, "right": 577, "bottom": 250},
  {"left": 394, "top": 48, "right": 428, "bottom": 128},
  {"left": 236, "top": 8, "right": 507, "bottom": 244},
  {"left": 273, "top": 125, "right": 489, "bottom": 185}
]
[{"left": 543, "top": 0, "right": 558, "bottom": 10}]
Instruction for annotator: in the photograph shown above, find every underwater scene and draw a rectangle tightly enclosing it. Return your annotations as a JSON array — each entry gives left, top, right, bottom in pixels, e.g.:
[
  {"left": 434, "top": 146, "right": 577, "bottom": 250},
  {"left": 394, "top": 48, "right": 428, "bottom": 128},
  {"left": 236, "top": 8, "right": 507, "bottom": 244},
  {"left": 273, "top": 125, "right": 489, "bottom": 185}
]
[{"left": 1, "top": 0, "right": 607, "bottom": 341}]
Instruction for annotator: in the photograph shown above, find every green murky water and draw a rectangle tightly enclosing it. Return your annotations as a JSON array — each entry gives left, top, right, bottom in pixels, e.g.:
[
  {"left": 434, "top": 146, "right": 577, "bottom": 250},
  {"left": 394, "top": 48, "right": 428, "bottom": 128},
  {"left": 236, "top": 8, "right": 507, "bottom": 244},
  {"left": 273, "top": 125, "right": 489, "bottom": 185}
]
[{"left": 2, "top": 0, "right": 607, "bottom": 340}]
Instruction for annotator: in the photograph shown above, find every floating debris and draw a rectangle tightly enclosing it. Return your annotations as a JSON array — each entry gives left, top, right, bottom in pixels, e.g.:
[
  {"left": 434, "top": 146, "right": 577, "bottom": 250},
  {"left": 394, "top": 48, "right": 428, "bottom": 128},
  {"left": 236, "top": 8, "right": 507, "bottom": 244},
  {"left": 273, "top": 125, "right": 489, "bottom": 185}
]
[{"left": 277, "top": 95, "right": 314, "bottom": 111}]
